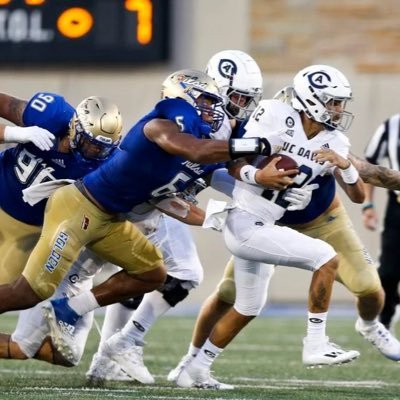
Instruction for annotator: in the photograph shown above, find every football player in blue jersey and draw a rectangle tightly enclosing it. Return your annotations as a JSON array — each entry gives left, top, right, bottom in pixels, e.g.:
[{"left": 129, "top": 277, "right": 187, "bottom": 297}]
[
  {"left": 0, "top": 92, "right": 122, "bottom": 365},
  {"left": 0, "top": 69, "right": 294, "bottom": 366},
  {"left": 84, "top": 51, "right": 266, "bottom": 386},
  {"left": 0, "top": 92, "right": 122, "bottom": 285}
]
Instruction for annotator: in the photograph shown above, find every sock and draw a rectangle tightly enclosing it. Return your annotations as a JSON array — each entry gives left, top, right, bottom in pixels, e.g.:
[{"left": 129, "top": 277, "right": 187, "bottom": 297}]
[
  {"left": 98, "top": 303, "right": 134, "bottom": 353},
  {"left": 192, "top": 339, "right": 223, "bottom": 370},
  {"left": 120, "top": 291, "right": 171, "bottom": 344},
  {"left": 306, "top": 311, "right": 328, "bottom": 342},
  {"left": 357, "top": 317, "right": 379, "bottom": 331},
  {"left": 188, "top": 343, "right": 200, "bottom": 357},
  {"left": 68, "top": 291, "right": 100, "bottom": 316}
]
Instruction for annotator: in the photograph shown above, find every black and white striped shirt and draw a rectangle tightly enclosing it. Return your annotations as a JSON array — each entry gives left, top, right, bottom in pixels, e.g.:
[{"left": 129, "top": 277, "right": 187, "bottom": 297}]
[{"left": 365, "top": 113, "right": 400, "bottom": 194}]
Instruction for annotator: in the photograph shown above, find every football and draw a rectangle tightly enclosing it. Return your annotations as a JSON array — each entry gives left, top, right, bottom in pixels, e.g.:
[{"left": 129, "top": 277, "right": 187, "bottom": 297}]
[{"left": 257, "top": 153, "right": 299, "bottom": 178}]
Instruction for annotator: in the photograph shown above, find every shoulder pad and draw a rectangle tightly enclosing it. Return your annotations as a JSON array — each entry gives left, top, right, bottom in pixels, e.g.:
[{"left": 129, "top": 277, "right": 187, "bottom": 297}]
[{"left": 154, "top": 98, "right": 210, "bottom": 137}]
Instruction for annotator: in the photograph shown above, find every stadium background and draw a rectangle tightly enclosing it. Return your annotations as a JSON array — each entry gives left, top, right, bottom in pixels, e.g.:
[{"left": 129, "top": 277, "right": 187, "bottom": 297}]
[{"left": 0, "top": 0, "right": 398, "bottom": 307}]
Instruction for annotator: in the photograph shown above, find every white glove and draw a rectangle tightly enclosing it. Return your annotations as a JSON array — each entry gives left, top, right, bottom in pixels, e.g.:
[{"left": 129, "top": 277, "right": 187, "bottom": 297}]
[
  {"left": 284, "top": 183, "right": 319, "bottom": 211},
  {"left": 4, "top": 125, "right": 55, "bottom": 151}
]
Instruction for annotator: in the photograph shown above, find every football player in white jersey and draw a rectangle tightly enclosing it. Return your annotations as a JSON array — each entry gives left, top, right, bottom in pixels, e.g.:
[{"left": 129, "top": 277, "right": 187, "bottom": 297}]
[
  {"left": 175, "top": 64, "right": 365, "bottom": 389},
  {"left": 84, "top": 50, "right": 273, "bottom": 386}
]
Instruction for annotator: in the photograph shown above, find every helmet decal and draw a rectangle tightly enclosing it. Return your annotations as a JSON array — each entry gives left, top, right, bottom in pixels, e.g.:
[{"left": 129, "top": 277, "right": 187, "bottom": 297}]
[
  {"left": 307, "top": 71, "right": 332, "bottom": 89},
  {"left": 218, "top": 58, "right": 238, "bottom": 79}
]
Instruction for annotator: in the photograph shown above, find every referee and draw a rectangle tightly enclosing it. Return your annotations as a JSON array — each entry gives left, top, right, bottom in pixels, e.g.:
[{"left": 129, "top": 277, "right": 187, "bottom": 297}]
[{"left": 363, "top": 113, "right": 400, "bottom": 329}]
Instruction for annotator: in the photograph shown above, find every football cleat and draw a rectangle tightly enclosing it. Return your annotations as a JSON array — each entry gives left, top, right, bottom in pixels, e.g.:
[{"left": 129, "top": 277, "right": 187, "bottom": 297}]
[
  {"left": 175, "top": 363, "right": 234, "bottom": 390},
  {"left": 103, "top": 332, "right": 155, "bottom": 384},
  {"left": 167, "top": 353, "right": 194, "bottom": 382},
  {"left": 355, "top": 318, "right": 400, "bottom": 361},
  {"left": 85, "top": 352, "right": 131, "bottom": 386},
  {"left": 302, "top": 336, "right": 360, "bottom": 366},
  {"left": 42, "top": 297, "right": 80, "bottom": 363}
]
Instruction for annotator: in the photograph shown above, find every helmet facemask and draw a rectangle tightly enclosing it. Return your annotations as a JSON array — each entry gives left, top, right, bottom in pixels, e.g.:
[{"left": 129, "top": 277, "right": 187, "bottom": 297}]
[
  {"left": 70, "top": 96, "right": 122, "bottom": 161},
  {"left": 224, "top": 87, "right": 262, "bottom": 121}
]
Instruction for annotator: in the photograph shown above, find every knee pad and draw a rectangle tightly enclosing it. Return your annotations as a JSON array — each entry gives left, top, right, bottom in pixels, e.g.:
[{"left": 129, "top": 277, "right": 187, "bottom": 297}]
[
  {"left": 216, "top": 277, "right": 236, "bottom": 305},
  {"left": 120, "top": 294, "right": 144, "bottom": 310},
  {"left": 157, "top": 274, "right": 190, "bottom": 307}
]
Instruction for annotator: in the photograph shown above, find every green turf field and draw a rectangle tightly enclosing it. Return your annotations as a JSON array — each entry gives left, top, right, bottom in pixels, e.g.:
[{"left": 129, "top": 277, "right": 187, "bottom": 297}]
[{"left": 0, "top": 314, "right": 399, "bottom": 400}]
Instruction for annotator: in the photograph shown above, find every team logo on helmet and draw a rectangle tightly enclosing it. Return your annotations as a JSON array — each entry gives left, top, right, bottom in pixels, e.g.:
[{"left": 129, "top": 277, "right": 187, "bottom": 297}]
[
  {"left": 218, "top": 59, "right": 238, "bottom": 79},
  {"left": 307, "top": 71, "right": 332, "bottom": 89}
]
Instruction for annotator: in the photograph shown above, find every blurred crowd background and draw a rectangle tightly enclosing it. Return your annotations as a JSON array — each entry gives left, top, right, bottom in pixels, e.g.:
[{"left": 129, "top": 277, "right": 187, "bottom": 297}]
[{"left": 1, "top": 0, "right": 399, "bottom": 306}]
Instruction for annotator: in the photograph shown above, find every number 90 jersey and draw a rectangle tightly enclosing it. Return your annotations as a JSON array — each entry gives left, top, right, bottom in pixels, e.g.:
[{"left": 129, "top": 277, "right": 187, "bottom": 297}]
[
  {"left": 83, "top": 98, "right": 223, "bottom": 213},
  {"left": 0, "top": 92, "right": 99, "bottom": 226},
  {"left": 233, "top": 99, "right": 351, "bottom": 222}
]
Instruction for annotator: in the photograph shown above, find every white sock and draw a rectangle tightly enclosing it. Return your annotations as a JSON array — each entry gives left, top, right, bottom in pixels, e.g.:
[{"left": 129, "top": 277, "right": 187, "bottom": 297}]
[
  {"left": 357, "top": 317, "right": 379, "bottom": 330},
  {"left": 98, "top": 303, "right": 133, "bottom": 353},
  {"left": 188, "top": 343, "right": 200, "bottom": 357},
  {"left": 120, "top": 291, "right": 171, "bottom": 344},
  {"left": 306, "top": 311, "right": 328, "bottom": 342},
  {"left": 68, "top": 291, "right": 100, "bottom": 316},
  {"left": 192, "top": 339, "right": 223, "bottom": 370}
]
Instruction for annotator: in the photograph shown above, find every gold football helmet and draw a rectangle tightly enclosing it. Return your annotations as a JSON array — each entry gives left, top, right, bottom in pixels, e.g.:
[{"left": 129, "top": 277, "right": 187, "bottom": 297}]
[
  {"left": 161, "top": 69, "right": 224, "bottom": 133},
  {"left": 70, "top": 96, "right": 122, "bottom": 161}
]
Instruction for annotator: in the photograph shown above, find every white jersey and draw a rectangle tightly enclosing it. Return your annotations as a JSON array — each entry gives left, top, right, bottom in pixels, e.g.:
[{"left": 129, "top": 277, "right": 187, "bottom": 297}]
[{"left": 233, "top": 99, "right": 350, "bottom": 221}]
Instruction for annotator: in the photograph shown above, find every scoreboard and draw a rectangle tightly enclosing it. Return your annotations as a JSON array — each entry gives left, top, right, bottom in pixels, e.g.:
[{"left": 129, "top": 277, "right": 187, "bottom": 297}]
[{"left": 0, "top": 0, "right": 169, "bottom": 64}]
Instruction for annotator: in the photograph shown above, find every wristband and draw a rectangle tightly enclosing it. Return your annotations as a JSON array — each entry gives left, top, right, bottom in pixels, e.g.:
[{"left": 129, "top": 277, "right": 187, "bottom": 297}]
[
  {"left": 229, "top": 138, "right": 259, "bottom": 159},
  {"left": 239, "top": 165, "right": 259, "bottom": 184},
  {"left": 3, "top": 126, "right": 20, "bottom": 143},
  {"left": 341, "top": 162, "right": 359, "bottom": 184},
  {"left": 228, "top": 137, "right": 271, "bottom": 159},
  {"left": 362, "top": 202, "right": 374, "bottom": 212}
]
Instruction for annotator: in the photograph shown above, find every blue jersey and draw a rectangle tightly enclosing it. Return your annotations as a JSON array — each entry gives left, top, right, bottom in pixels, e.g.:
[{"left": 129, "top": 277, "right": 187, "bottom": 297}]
[
  {"left": 84, "top": 98, "right": 224, "bottom": 213},
  {"left": 0, "top": 92, "right": 100, "bottom": 226},
  {"left": 278, "top": 174, "right": 336, "bottom": 225}
]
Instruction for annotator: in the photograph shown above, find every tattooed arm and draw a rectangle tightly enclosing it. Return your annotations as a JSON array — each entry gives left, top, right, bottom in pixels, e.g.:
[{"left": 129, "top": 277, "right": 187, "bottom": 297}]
[
  {"left": 349, "top": 152, "right": 400, "bottom": 190},
  {"left": 0, "top": 93, "right": 27, "bottom": 126}
]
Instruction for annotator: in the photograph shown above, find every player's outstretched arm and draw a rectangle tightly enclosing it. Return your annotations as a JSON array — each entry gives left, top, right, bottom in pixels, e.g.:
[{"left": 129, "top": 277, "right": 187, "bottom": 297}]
[
  {"left": 349, "top": 152, "right": 400, "bottom": 190},
  {"left": 144, "top": 119, "right": 270, "bottom": 164}
]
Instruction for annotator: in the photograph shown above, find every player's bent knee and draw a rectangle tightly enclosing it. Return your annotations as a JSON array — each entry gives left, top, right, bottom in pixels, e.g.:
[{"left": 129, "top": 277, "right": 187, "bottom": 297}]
[
  {"left": 216, "top": 278, "right": 236, "bottom": 305},
  {"left": 158, "top": 274, "right": 191, "bottom": 307},
  {"left": 233, "top": 302, "right": 263, "bottom": 317}
]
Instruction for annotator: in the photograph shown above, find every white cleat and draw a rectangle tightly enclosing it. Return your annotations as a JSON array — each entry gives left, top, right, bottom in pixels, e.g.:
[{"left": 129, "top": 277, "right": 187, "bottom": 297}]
[
  {"left": 85, "top": 352, "right": 131, "bottom": 386},
  {"left": 302, "top": 336, "right": 360, "bottom": 366},
  {"left": 104, "top": 332, "right": 155, "bottom": 384},
  {"left": 355, "top": 318, "right": 400, "bottom": 361},
  {"left": 167, "top": 354, "right": 194, "bottom": 382},
  {"left": 176, "top": 364, "right": 234, "bottom": 390}
]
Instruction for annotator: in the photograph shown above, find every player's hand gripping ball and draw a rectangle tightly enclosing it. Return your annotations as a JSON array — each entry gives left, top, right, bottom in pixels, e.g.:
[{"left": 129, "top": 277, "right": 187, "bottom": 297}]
[{"left": 257, "top": 153, "right": 299, "bottom": 178}]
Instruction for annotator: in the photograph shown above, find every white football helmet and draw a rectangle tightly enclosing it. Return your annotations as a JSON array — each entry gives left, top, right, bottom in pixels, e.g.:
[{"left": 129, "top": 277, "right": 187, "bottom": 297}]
[
  {"left": 161, "top": 69, "right": 225, "bottom": 133},
  {"left": 205, "top": 50, "right": 263, "bottom": 121},
  {"left": 70, "top": 96, "right": 122, "bottom": 161},
  {"left": 291, "top": 64, "right": 354, "bottom": 132}
]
